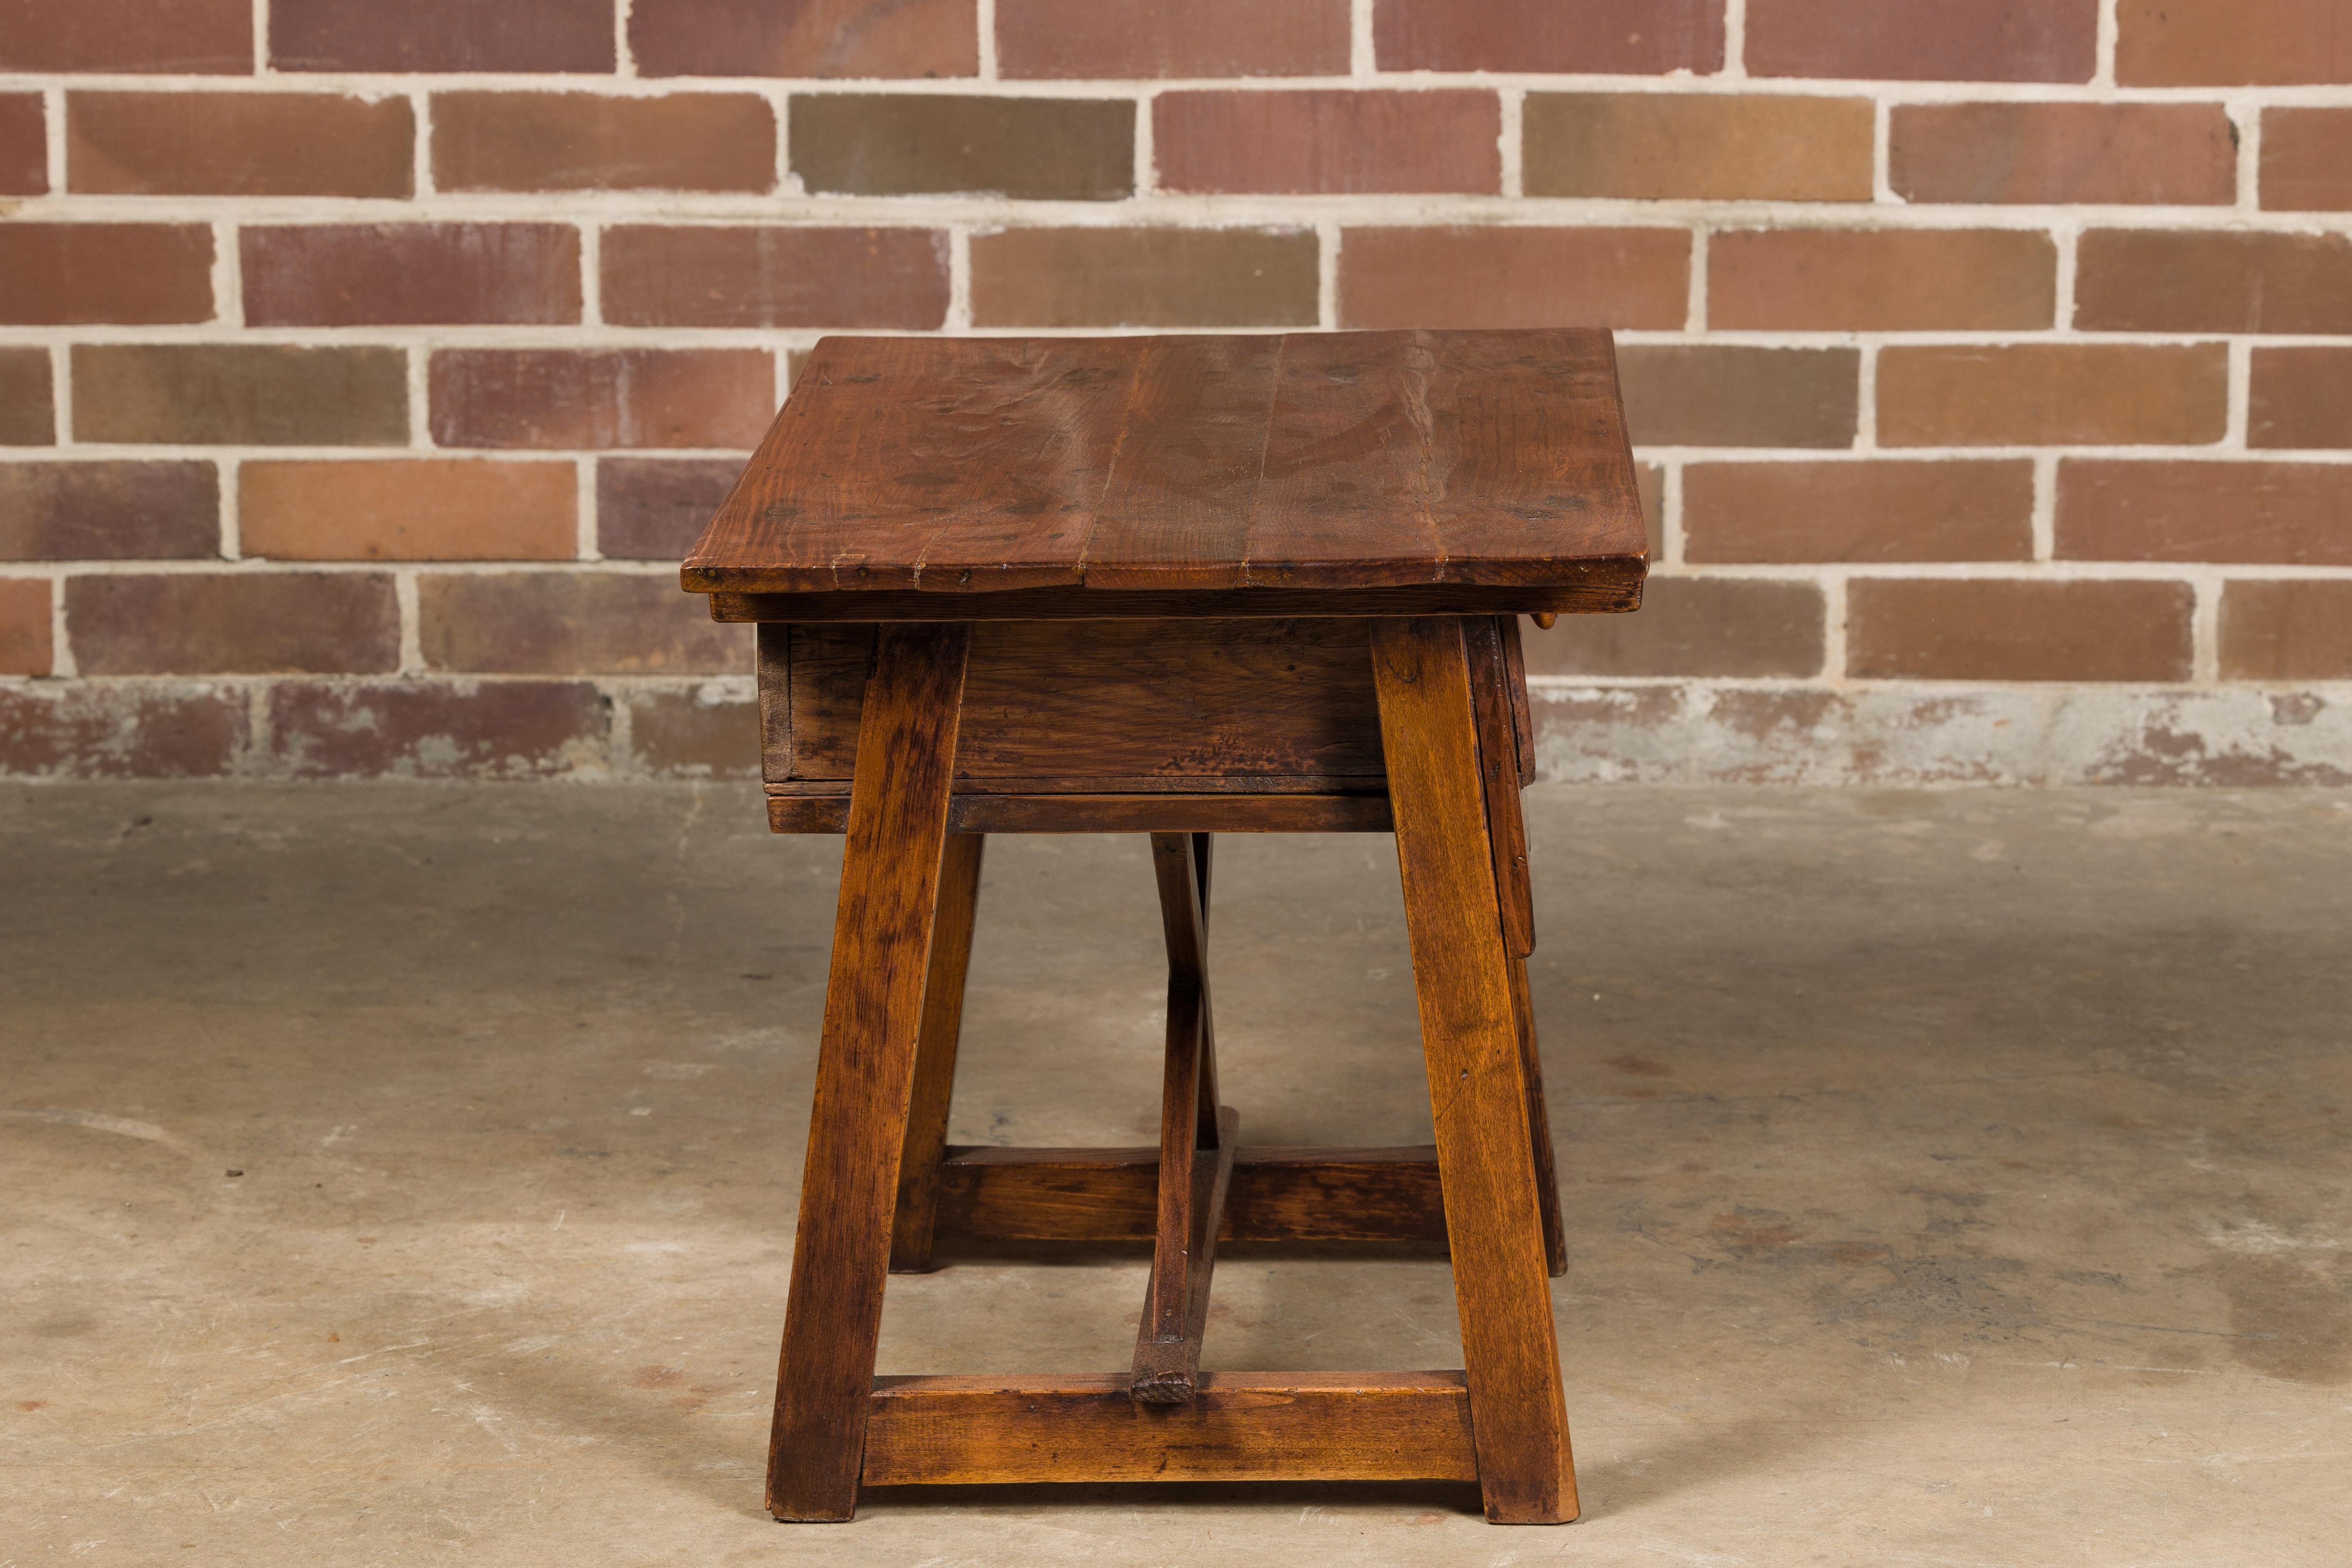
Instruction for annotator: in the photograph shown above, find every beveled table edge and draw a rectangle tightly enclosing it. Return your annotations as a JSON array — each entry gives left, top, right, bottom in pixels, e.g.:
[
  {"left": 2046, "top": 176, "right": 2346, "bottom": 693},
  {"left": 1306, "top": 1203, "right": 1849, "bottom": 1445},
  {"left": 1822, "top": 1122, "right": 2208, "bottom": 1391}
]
[{"left": 696, "top": 571, "right": 1645, "bottom": 623}]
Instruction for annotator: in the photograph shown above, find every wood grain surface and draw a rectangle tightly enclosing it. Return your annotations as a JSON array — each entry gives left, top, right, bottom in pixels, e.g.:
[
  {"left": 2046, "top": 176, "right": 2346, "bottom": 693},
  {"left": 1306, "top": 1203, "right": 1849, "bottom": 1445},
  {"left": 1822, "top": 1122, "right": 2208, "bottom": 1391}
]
[
  {"left": 765, "top": 622, "right": 970, "bottom": 1523},
  {"left": 1372, "top": 616, "right": 1578, "bottom": 1525},
  {"left": 888, "top": 832, "right": 985, "bottom": 1276},
  {"left": 933, "top": 1144, "right": 1447, "bottom": 1246},
  {"left": 683, "top": 330, "right": 1646, "bottom": 598},
  {"left": 862, "top": 1372, "right": 1478, "bottom": 1486},
  {"left": 709, "top": 582, "right": 1638, "bottom": 622},
  {"left": 763, "top": 792, "right": 1395, "bottom": 835}
]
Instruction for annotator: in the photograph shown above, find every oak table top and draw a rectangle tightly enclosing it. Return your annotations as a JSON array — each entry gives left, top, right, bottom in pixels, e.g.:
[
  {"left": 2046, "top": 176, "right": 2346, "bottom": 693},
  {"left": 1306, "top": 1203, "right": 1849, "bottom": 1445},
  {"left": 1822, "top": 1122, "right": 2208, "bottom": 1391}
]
[{"left": 682, "top": 328, "right": 1647, "bottom": 617}]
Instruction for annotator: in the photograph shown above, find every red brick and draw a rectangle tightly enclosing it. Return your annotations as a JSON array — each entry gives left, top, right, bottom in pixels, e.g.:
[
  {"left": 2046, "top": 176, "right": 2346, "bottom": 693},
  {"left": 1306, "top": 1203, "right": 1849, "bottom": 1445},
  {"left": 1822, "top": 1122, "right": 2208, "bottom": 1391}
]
[
  {"left": 627, "top": 686, "right": 760, "bottom": 778},
  {"left": 0, "top": 577, "right": 49, "bottom": 676},
  {"left": 2058, "top": 461, "right": 2352, "bottom": 565},
  {"left": 1710, "top": 229, "right": 2056, "bottom": 331},
  {"left": 271, "top": 0, "right": 614, "bottom": 72},
  {"left": 418, "top": 573, "right": 745, "bottom": 675},
  {"left": 1684, "top": 461, "right": 2034, "bottom": 563},
  {"left": 68, "top": 93, "right": 413, "bottom": 199},
  {"left": 1001, "top": 0, "right": 1345, "bottom": 77},
  {"left": 0, "top": 351, "right": 52, "bottom": 446},
  {"left": 0, "top": 683, "right": 248, "bottom": 777},
  {"left": 602, "top": 227, "right": 948, "bottom": 329},
  {"left": 789, "top": 95, "right": 1133, "bottom": 199},
  {"left": 598, "top": 459, "right": 743, "bottom": 561},
  {"left": 2076, "top": 230, "right": 2352, "bottom": 334},
  {"left": 1848, "top": 579, "right": 2193, "bottom": 682},
  {"left": 2117, "top": 0, "right": 2352, "bottom": 86},
  {"left": 1374, "top": 0, "right": 1723, "bottom": 75},
  {"left": 1617, "top": 347, "right": 1859, "bottom": 448},
  {"left": 973, "top": 228, "right": 1319, "bottom": 328},
  {"left": 431, "top": 351, "right": 773, "bottom": 452},
  {"left": 0, "top": 93, "right": 44, "bottom": 195},
  {"left": 0, "top": 225, "right": 212, "bottom": 327},
  {"left": 268, "top": 681, "right": 608, "bottom": 780},
  {"left": 433, "top": 93, "right": 774, "bottom": 194},
  {"left": 2261, "top": 109, "right": 2352, "bottom": 211},
  {"left": 634, "top": 0, "right": 975, "bottom": 77},
  {"left": 241, "top": 461, "right": 577, "bottom": 562},
  {"left": 0, "top": 462, "right": 217, "bottom": 560},
  {"left": 2220, "top": 582, "right": 2352, "bottom": 679},
  {"left": 0, "top": 0, "right": 249, "bottom": 73},
  {"left": 1748, "top": 0, "right": 2096, "bottom": 82},
  {"left": 2251, "top": 349, "right": 2352, "bottom": 450},
  {"left": 1890, "top": 103, "right": 2236, "bottom": 205},
  {"left": 1521, "top": 578, "right": 1824, "bottom": 678},
  {"left": 1524, "top": 94, "right": 1872, "bottom": 202},
  {"left": 1878, "top": 345, "right": 2228, "bottom": 447},
  {"left": 243, "top": 225, "right": 581, "bottom": 328},
  {"left": 68, "top": 572, "right": 399, "bottom": 675},
  {"left": 1338, "top": 227, "right": 1688, "bottom": 330},
  {"left": 1156, "top": 91, "right": 1499, "bottom": 195},
  {"left": 74, "top": 346, "right": 408, "bottom": 447}
]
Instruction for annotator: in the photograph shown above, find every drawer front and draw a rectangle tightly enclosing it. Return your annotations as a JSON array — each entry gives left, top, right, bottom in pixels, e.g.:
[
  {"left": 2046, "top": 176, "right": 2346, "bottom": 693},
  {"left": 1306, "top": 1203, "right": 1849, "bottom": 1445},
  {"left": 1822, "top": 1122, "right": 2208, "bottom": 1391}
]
[{"left": 760, "top": 618, "right": 1390, "bottom": 793}]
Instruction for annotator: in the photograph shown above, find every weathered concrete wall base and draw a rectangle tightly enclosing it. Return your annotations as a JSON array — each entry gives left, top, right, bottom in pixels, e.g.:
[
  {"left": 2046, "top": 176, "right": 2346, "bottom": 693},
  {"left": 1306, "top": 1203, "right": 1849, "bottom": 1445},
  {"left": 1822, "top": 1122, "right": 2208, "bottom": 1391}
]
[
  {"left": 1532, "top": 682, "right": 2352, "bottom": 786},
  {"left": 0, "top": 677, "right": 762, "bottom": 781},
  {"left": 10, "top": 677, "right": 2352, "bottom": 785}
]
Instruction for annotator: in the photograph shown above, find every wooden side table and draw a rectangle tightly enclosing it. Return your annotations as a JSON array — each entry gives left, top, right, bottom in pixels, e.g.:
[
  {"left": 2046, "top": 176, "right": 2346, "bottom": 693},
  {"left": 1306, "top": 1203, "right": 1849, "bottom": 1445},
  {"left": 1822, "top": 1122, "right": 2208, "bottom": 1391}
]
[{"left": 681, "top": 329, "right": 1646, "bottom": 1525}]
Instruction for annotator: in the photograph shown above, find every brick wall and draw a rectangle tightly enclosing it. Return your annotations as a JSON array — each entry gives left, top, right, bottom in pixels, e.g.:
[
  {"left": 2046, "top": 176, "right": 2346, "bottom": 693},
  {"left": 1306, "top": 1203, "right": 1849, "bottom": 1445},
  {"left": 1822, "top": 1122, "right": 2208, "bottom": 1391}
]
[{"left": 4, "top": 0, "right": 2351, "bottom": 785}]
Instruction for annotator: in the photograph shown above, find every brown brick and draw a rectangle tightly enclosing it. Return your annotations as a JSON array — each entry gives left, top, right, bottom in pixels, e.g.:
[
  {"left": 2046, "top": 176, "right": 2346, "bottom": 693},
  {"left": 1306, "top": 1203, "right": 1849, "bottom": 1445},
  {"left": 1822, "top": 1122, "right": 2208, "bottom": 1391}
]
[
  {"left": 634, "top": 0, "right": 975, "bottom": 77},
  {"left": 2261, "top": 109, "right": 2352, "bottom": 211},
  {"left": 431, "top": 351, "right": 772, "bottom": 453},
  {"left": 1374, "top": 0, "right": 1724, "bottom": 74},
  {"left": 1879, "top": 345, "right": 2228, "bottom": 448},
  {"left": 972, "top": 228, "right": 1319, "bottom": 328},
  {"left": 1710, "top": 229, "right": 2056, "bottom": 331},
  {"left": 434, "top": 93, "right": 774, "bottom": 194},
  {"left": 1001, "top": 0, "right": 1346, "bottom": 78},
  {"left": 790, "top": 95, "right": 1132, "bottom": 199},
  {"left": 1684, "top": 461, "right": 2034, "bottom": 564},
  {"left": 2076, "top": 230, "right": 2352, "bottom": 334},
  {"left": 0, "top": 0, "right": 249, "bottom": 72},
  {"left": 268, "top": 681, "right": 608, "bottom": 780},
  {"left": 1158, "top": 90, "right": 1499, "bottom": 195},
  {"left": 627, "top": 687, "right": 760, "bottom": 778},
  {"left": 2251, "top": 349, "right": 2352, "bottom": 450},
  {"left": 0, "top": 577, "right": 49, "bottom": 676},
  {"left": 74, "top": 346, "right": 408, "bottom": 447},
  {"left": 0, "top": 462, "right": 217, "bottom": 560},
  {"left": 1523, "top": 578, "right": 1824, "bottom": 678},
  {"left": 2118, "top": 0, "right": 2352, "bottom": 86},
  {"left": 0, "top": 225, "right": 212, "bottom": 327},
  {"left": 2058, "top": 461, "right": 2352, "bottom": 565},
  {"left": 0, "top": 683, "right": 248, "bottom": 777},
  {"left": 241, "top": 461, "right": 577, "bottom": 562},
  {"left": 0, "top": 93, "right": 44, "bottom": 195},
  {"left": 1338, "top": 227, "right": 1689, "bottom": 330},
  {"left": 1524, "top": 94, "right": 1872, "bottom": 202},
  {"left": 602, "top": 227, "right": 948, "bottom": 329},
  {"left": 271, "top": 0, "right": 614, "bottom": 72},
  {"left": 1849, "top": 579, "right": 2192, "bottom": 682},
  {"left": 68, "top": 93, "right": 413, "bottom": 199},
  {"left": 0, "top": 351, "right": 52, "bottom": 445},
  {"left": 68, "top": 572, "right": 399, "bottom": 675},
  {"left": 2220, "top": 581, "right": 2352, "bottom": 679},
  {"left": 1617, "top": 346, "right": 1859, "bottom": 448},
  {"left": 419, "top": 573, "right": 746, "bottom": 675},
  {"left": 598, "top": 459, "right": 743, "bottom": 561},
  {"left": 1890, "top": 103, "right": 2236, "bottom": 205},
  {"left": 1748, "top": 0, "right": 2095, "bottom": 81},
  {"left": 243, "top": 224, "right": 580, "bottom": 329}
]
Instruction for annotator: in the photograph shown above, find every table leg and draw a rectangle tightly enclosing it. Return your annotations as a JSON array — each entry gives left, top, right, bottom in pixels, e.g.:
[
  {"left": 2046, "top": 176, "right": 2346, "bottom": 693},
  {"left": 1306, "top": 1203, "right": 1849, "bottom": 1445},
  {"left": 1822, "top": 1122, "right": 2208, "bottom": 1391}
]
[
  {"left": 767, "top": 622, "right": 972, "bottom": 1522},
  {"left": 890, "top": 832, "right": 987, "bottom": 1275},
  {"left": 1371, "top": 616, "right": 1578, "bottom": 1526}
]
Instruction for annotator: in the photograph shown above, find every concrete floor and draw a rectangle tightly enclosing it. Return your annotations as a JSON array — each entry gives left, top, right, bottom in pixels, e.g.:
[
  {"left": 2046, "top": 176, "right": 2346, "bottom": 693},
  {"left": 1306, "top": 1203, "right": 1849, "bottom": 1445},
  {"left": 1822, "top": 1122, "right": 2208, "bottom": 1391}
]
[{"left": 4, "top": 782, "right": 2350, "bottom": 1567}]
